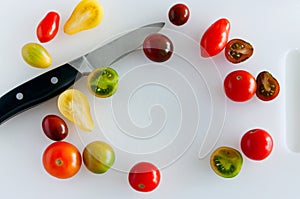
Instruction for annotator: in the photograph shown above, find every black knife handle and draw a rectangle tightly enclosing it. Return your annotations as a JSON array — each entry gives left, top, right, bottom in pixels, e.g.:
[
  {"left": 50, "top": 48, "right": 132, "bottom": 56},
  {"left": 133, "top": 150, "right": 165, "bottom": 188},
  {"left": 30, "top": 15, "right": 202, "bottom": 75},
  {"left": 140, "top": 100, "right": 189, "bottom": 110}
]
[{"left": 0, "top": 64, "right": 82, "bottom": 125}]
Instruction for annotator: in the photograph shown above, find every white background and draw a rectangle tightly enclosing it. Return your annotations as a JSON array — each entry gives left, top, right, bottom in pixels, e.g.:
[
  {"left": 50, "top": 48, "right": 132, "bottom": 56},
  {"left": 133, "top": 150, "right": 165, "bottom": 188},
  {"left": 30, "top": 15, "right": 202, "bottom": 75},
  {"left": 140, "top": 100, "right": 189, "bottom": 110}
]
[{"left": 1, "top": 0, "right": 300, "bottom": 198}]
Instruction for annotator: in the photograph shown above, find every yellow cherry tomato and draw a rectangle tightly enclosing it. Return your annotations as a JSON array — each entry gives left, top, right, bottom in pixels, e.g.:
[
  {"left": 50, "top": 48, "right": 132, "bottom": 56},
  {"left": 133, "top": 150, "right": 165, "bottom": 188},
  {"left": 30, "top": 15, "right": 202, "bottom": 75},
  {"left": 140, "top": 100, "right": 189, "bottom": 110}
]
[
  {"left": 58, "top": 89, "right": 94, "bottom": 132},
  {"left": 21, "top": 43, "right": 52, "bottom": 68},
  {"left": 64, "top": 0, "right": 104, "bottom": 35}
]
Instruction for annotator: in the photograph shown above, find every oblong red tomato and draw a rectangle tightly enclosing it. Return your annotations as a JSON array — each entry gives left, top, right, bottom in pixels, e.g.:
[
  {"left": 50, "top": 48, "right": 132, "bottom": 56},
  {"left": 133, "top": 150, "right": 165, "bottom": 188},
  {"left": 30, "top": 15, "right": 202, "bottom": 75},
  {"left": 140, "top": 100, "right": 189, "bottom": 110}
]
[
  {"left": 200, "top": 18, "right": 230, "bottom": 57},
  {"left": 37, "top": 11, "right": 60, "bottom": 43}
]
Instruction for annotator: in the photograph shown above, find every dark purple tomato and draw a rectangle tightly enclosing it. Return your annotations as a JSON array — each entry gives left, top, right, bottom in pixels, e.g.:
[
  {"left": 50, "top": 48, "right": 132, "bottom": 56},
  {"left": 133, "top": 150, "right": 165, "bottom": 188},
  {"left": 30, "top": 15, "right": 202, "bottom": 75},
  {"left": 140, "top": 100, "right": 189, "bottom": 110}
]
[
  {"left": 143, "top": 33, "right": 174, "bottom": 62},
  {"left": 42, "top": 115, "right": 68, "bottom": 141},
  {"left": 168, "top": 3, "right": 190, "bottom": 26}
]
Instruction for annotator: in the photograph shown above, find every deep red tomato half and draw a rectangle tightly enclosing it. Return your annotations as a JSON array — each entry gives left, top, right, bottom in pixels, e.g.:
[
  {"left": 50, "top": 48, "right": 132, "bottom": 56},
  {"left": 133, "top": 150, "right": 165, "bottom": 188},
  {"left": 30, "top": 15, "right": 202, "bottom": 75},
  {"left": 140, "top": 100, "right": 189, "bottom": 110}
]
[
  {"left": 37, "top": 11, "right": 60, "bottom": 43},
  {"left": 224, "top": 70, "right": 257, "bottom": 102},
  {"left": 240, "top": 129, "right": 273, "bottom": 161},
  {"left": 256, "top": 71, "right": 280, "bottom": 101},
  {"left": 200, "top": 18, "right": 230, "bottom": 57},
  {"left": 42, "top": 141, "right": 82, "bottom": 179},
  {"left": 128, "top": 162, "right": 161, "bottom": 192}
]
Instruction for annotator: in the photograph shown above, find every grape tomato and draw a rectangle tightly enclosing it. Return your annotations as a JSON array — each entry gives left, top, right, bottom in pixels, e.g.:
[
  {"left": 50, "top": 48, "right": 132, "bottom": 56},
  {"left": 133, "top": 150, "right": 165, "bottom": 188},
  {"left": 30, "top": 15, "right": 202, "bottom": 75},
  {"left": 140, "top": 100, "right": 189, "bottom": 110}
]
[
  {"left": 200, "top": 18, "right": 230, "bottom": 57},
  {"left": 42, "top": 115, "right": 68, "bottom": 141},
  {"left": 37, "top": 11, "right": 60, "bottom": 43}
]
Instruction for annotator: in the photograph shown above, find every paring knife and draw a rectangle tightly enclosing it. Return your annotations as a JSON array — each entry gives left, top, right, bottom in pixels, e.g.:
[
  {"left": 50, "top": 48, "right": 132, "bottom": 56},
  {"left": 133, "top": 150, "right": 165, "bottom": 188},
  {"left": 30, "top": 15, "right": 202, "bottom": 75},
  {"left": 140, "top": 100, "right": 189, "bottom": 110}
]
[{"left": 0, "top": 22, "right": 165, "bottom": 125}]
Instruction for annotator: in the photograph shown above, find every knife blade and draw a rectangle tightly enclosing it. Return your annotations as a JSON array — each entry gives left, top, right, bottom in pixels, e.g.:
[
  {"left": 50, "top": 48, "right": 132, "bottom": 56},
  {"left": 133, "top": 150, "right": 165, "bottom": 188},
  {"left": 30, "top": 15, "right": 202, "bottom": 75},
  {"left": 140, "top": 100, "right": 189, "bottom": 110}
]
[{"left": 0, "top": 22, "right": 165, "bottom": 125}]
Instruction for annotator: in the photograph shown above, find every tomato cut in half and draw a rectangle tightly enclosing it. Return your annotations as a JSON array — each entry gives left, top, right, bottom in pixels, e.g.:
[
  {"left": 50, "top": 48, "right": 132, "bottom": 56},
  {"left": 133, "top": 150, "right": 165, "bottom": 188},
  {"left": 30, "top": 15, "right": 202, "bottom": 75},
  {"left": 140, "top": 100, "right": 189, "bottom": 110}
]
[
  {"left": 241, "top": 129, "right": 273, "bottom": 161},
  {"left": 42, "top": 141, "right": 82, "bottom": 179},
  {"left": 128, "top": 162, "right": 161, "bottom": 192},
  {"left": 223, "top": 70, "right": 257, "bottom": 102},
  {"left": 200, "top": 18, "right": 230, "bottom": 57},
  {"left": 225, "top": 39, "right": 254, "bottom": 64},
  {"left": 256, "top": 71, "right": 280, "bottom": 101},
  {"left": 210, "top": 146, "right": 243, "bottom": 178}
]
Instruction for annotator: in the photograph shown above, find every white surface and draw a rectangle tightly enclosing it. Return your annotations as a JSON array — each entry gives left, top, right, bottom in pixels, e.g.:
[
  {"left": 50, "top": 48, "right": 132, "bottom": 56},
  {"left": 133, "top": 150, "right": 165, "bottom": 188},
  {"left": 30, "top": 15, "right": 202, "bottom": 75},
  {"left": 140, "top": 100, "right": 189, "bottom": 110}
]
[{"left": 0, "top": 0, "right": 300, "bottom": 198}]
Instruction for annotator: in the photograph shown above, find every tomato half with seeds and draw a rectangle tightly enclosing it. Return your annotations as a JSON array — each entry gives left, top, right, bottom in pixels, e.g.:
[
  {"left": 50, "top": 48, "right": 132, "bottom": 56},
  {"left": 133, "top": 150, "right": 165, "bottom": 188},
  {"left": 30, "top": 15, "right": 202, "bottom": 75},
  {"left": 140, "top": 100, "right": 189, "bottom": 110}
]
[
  {"left": 200, "top": 18, "right": 230, "bottom": 57},
  {"left": 225, "top": 39, "right": 254, "bottom": 64},
  {"left": 37, "top": 11, "right": 60, "bottom": 43},
  {"left": 256, "top": 71, "right": 280, "bottom": 101},
  {"left": 42, "top": 141, "right": 82, "bottom": 179},
  {"left": 224, "top": 70, "right": 257, "bottom": 102},
  {"left": 210, "top": 146, "right": 243, "bottom": 178},
  {"left": 128, "top": 162, "right": 161, "bottom": 192},
  {"left": 241, "top": 129, "right": 273, "bottom": 161}
]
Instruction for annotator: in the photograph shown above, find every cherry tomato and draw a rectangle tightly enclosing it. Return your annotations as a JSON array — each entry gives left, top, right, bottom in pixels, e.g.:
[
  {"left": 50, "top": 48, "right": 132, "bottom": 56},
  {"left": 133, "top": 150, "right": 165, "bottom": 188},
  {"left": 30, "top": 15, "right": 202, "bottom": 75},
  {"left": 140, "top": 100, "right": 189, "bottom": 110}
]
[
  {"left": 143, "top": 33, "right": 173, "bottom": 62},
  {"left": 37, "top": 11, "right": 60, "bottom": 43},
  {"left": 225, "top": 39, "right": 254, "bottom": 64},
  {"left": 256, "top": 71, "right": 280, "bottom": 101},
  {"left": 82, "top": 141, "right": 115, "bottom": 174},
  {"left": 210, "top": 146, "right": 243, "bottom": 178},
  {"left": 200, "top": 18, "right": 230, "bottom": 57},
  {"left": 224, "top": 70, "right": 257, "bottom": 102},
  {"left": 42, "top": 115, "right": 68, "bottom": 141},
  {"left": 42, "top": 141, "right": 82, "bottom": 179},
  {"left": 87, "top": 67, "right": 119, "bottom": 98},
  {"left": 240, "top": 129, "right": 273, "bottom": 161},
  {"left": 21, "top": 42, "right": 52, "bottom": 68},
  {"left": 168, "top": 3, "right": 190, "bottom": 26},
  {"left": 128, "top": 162, "right": 161, "bottom": 192}
]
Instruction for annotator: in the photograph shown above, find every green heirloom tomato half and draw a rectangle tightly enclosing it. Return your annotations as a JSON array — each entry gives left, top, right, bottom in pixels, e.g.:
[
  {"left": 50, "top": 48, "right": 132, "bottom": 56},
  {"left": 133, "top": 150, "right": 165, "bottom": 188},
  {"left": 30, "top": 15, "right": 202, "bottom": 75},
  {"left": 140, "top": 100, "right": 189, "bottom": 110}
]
[
  {"left": 210, "top": 146, "right": 243, "bottom": 178},
  {"left": 82, "top": 141, "right": 115, "bottom": 174},
  {"left": 87, "top": 67, "right": 118, "bottom": 98}
]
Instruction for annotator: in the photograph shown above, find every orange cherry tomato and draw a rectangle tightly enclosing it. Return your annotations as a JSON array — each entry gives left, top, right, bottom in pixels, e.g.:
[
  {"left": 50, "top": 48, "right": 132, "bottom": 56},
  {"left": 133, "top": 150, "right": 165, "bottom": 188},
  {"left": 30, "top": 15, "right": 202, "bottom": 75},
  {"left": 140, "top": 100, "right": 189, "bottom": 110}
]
[{"left": 42, "top": 141, "right": 82, "bottom": 179}]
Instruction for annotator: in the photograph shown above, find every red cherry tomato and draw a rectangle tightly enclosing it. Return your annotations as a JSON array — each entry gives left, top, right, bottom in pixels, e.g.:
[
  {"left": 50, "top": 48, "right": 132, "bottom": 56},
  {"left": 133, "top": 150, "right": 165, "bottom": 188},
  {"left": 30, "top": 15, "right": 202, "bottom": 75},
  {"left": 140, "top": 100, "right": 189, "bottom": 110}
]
[
  {"left": 37, "top": 11, "right": 60, "bottom": 43},
  {"left": 200, "top": 18, "right": 230, "bottom": 57},
  {"left": 128, "top": 162, "right": 161, "bottom": 192},
  {"left": 224, "top": 70, "right": 257, "bottom": 102},
  {"left": 240, "top": 129, "right": 273, "bottom": 161},
  {"left": 42, "top": 141, "right": 82, "bottom": 179},
  {"left": 42, "top": 115, "right": 68, "bottom": 141},
  {"left": 168, "top": 3, "right": 190, "bottom": 26}
]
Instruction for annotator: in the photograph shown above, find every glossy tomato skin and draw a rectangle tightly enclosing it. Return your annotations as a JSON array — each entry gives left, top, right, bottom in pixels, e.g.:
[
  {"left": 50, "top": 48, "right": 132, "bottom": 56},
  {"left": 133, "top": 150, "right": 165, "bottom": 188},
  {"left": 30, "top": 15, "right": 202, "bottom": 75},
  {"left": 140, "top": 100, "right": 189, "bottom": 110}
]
[
  {"left": 241, "top": 129, "right": 273, "bottom": 161},
  {"left": 42, "top": 141, "right": 82, "bottom": 179},
  {"left": 168, "top": 3, "right": 190, "bottom": 26},
  {"left": 143, "top": 33, "right": 173, "bottom": 62},
  {"left": 225, "top": 39, "right": 254, "bottom": 64},
  {"left": 42, "top": 115, "right": 68, "bottom": 141},
  {"left": 37, "top": 11, "right": 60, "bottom": 43},
  {"left": 128, "top": 162, "right": 161, "bottom": 192},
  {"left": 256, "top": 71, "right": 280, "bottom": 101},
  {"left": 200, "top": 18, "right": 230, "bottom": 57},
  {"left": 224, "top": 70, "right": 257, "bottom": 102}
]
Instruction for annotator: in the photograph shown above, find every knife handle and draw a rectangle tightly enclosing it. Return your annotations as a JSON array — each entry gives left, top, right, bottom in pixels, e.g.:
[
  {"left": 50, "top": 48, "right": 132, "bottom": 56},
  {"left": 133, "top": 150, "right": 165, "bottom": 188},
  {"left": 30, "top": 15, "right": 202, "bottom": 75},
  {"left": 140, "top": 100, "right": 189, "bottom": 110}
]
[{"left": 0, "top": 64, "right": 82, "bottom": 125}]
